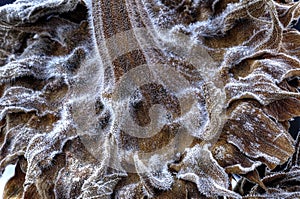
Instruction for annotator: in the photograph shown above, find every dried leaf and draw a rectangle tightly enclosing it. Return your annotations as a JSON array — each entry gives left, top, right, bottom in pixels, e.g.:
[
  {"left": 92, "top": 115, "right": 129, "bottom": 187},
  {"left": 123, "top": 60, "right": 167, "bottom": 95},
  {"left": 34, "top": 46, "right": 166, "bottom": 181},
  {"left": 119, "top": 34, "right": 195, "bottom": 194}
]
[{"left": 177, "top": 144, "right": 241, "bottom": 198}]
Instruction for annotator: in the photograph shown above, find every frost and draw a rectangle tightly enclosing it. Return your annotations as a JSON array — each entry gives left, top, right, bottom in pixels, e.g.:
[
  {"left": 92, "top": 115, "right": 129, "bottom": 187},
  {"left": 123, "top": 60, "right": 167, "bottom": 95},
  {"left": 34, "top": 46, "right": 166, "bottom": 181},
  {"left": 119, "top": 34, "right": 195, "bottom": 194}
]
[
  {"left": 177, "top": 144, "right": 241, "bottom": 198},
  {"left": 134, "top": 153, "right": 174, "bottom": 197},
  {"left": 227, "top": 161, "right": 262, "bottom": 174},
  {"left": 79, "top": 135, "right": 127, "bottom": 198},
  {"left": 115, "top": 183, "right": 139, "bottom": 199},
  {"left": 214, "top": 145, "right": 226, "bottom": 160},
  {"left": 0, "top": 0, "right": 79, "bottom": 25},
  {"left": 243, "top": 121, "right": 254, "bottom": 132},
  {"left": 0, "top": 47, "right": 86, "bottom": 85},
  {"left": 225, "top": 73, "right": 300, "bottom": 106},
  {"left": 227, "top": 135, "right": 245, "bottom": 149},
  {"left": 1, "top": 0, "right": 300, "bottom": 198}
]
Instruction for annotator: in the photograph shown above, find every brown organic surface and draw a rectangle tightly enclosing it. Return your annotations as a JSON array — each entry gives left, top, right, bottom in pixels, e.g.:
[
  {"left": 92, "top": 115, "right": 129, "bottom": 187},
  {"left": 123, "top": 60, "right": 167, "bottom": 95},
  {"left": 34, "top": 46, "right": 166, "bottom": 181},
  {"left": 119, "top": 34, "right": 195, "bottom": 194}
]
[{"left": 0, "top": 0, "right": 300, "bottom": 198}]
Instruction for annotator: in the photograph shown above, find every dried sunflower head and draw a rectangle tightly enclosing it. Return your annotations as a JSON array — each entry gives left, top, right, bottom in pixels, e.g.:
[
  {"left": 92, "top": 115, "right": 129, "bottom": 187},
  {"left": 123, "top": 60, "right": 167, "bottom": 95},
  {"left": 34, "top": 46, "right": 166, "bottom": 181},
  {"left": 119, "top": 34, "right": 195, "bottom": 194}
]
[{"left": 0, "top": 0, "right": 300, "bottom": 198}]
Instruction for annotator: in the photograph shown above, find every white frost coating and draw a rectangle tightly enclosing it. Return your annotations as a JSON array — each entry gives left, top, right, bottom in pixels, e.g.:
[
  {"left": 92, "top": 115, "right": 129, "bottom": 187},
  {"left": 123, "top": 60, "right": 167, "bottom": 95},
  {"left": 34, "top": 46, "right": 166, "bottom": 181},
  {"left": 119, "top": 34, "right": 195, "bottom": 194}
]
[
  {"left": 243, "top": 121, "right": 254, "bottom": 132},
  {"left": 0, "top": 0, "right": 299, "bottom": 197},
  {"left": 133, "top": 0, "right": 227, "bottom": 142},
  {"left": 70, "top": 51, "right": 104, "bottom": 133},
  {"left": 46, "top": 103, "right": 75, "bottom": 138},
  {"left": 226, "top": 79, "right": 300, "bottom": 106},
  {"left": 227, "top": 135, "right": 245, "bottom": 150},
  {"left": 178, "top": 172, "right": 241, "bottom": 198},
  {"left": 0, "top": 47, "right": 84, "bottom": 85},
  {"left": 272, "top": 132, "right": 289, "bottom": 142},
  {"left": 221, "top": 46, "right": 255, "bottom": 67},
  {"left": 134, "top": 153, "right": 174, "bottom": 191},
  {"left": 226, "top": 161, "right": 262, "bottom": 174},
  {"left": 177, "top": 144, "right": 241, "bottom": 198},
  {"left": 116, "top": 183, "right": 139, "bottom": 199},
  {"left": 250, "top": 142, "right": 260, "bottom": 149},
  {"left": 214, "top": 146, "right": 226, "bottom": 160},
  {"left": 0, "top": 0, "right": 79, "bottom": 25},
  {"left": 82, "top": 0, "right": 229, "bottom": 179},
  {"left": 227, "top": 136, "right": 281, "bottom": 166},
  {"left": 0, "top": 107, "right": 37, "bottom": 121},
  {"left": 112, "top": 63, "right": 206, "bottom": 139},
  {"left": 23, "top": 104, "right": 77, "bottom": 189},
  {"left": 83, "top": 0, "right": 92, "bottom": 10},
  {"left": 156, "top": 27, "right": 221, "bottom": 84}
]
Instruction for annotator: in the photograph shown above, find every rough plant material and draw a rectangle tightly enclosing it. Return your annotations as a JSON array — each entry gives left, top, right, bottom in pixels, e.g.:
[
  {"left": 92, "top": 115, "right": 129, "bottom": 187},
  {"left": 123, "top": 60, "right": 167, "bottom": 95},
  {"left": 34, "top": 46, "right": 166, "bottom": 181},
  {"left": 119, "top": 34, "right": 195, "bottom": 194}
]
[{"left": 0, "top": 0, "right": 300, "bottom": 198}]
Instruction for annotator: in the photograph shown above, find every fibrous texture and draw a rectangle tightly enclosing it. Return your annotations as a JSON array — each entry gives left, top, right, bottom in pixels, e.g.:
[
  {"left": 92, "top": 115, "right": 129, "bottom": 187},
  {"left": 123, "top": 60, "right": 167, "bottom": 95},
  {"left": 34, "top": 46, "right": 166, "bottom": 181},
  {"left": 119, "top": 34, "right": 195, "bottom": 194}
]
[{"left": 0, "top": 0, "right": 300, "bottom": 198}]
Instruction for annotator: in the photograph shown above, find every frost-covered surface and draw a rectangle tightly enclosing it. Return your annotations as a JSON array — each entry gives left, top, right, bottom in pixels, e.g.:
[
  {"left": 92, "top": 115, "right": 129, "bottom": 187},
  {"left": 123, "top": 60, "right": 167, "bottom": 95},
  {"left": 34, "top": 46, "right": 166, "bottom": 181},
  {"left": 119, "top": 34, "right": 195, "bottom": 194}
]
[{"left": 0, "top": 0, "right": 300, "bottom": 198}]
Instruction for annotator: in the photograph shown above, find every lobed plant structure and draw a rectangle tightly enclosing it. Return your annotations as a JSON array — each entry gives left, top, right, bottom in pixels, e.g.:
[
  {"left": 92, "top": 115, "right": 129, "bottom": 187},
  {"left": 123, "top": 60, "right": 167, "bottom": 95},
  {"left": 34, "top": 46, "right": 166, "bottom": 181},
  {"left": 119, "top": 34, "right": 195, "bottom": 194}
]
[{"left": 0, "top": 0, "right": 300, "bottom": 198}]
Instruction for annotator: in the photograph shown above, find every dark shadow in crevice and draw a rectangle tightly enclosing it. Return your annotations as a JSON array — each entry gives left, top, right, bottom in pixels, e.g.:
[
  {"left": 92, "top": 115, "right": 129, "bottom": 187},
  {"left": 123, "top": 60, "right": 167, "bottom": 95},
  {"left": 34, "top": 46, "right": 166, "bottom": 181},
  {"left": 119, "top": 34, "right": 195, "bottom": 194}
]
[
  {"left": 0, "top": 0, "right": 16, "bottom": 6},
  {"left": 289, "top": 117, "right": 300, "bottom": 140}
]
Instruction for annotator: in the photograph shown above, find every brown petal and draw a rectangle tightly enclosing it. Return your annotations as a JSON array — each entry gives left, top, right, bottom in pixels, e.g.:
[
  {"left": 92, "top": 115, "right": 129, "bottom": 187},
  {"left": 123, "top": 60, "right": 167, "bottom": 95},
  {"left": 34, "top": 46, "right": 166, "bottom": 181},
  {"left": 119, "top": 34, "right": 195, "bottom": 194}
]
[
  {"left": 277, "top": 2, "right": 300, "bottom": 28},
  {"left": 177, "top": 144, "right": 241, "bottom": 198},
  {"left": 264, "top": 98, "right": 300, "bottom": 121},
  {"left": 226, "top": 73, "right": 300, "bottom": 106},
  {"left": 224, "top": 101, "right": 295, "bottom": 169},
  {"left": 212, "top": 140, "right": 262, "bottom": 175},
  {"left": 282, "top": 30, "right": 300, "bottom": 59}
]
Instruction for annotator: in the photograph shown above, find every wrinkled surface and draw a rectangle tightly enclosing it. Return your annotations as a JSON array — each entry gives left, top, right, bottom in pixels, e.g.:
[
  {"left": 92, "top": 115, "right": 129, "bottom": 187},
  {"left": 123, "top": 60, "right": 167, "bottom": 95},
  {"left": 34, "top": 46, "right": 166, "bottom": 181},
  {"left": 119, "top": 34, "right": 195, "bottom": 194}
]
[{"left": 0, "top": 0, "right": 300, "bottom": 198}]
